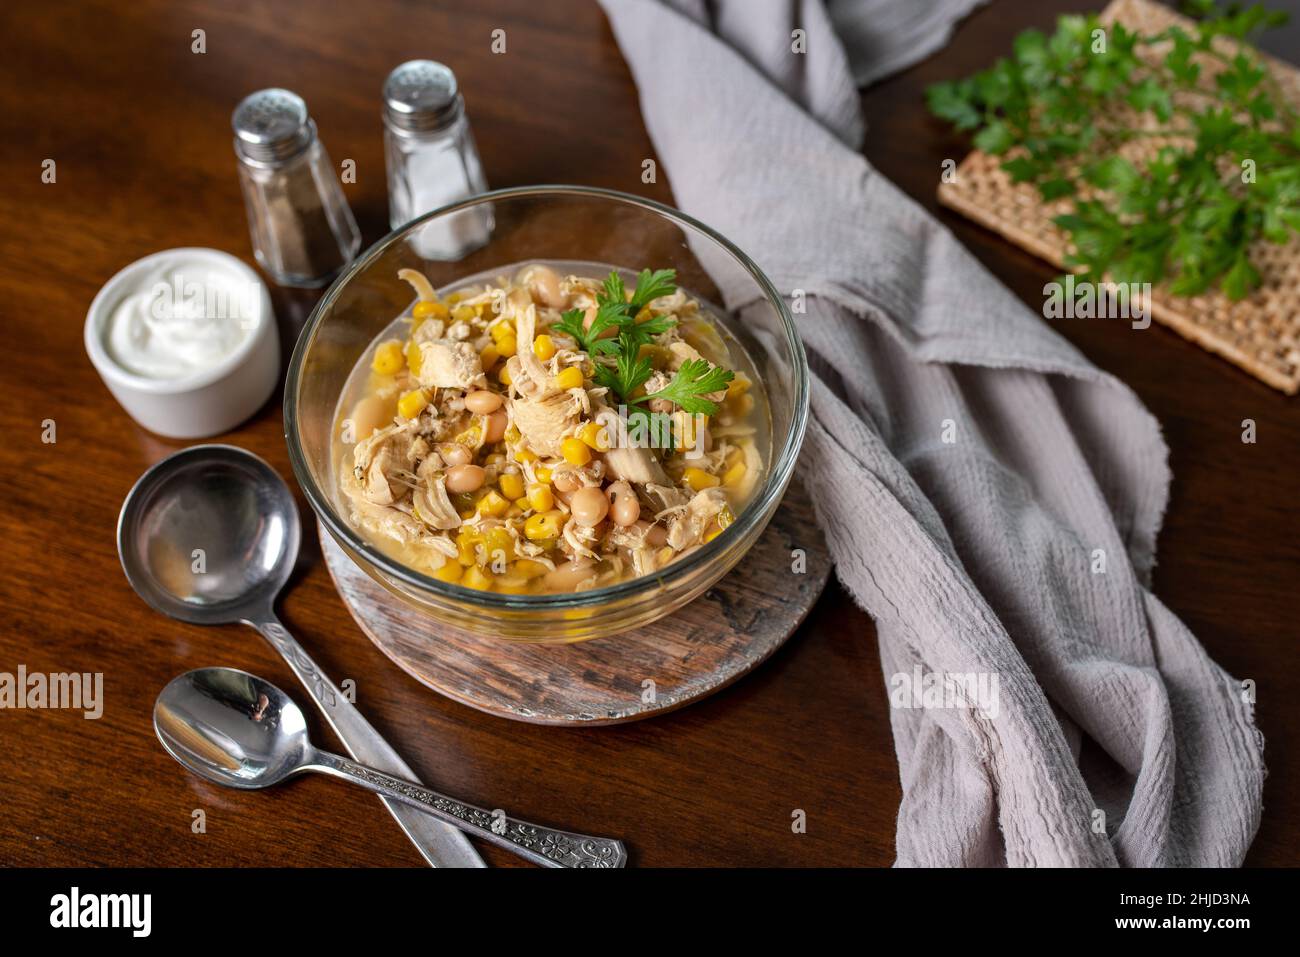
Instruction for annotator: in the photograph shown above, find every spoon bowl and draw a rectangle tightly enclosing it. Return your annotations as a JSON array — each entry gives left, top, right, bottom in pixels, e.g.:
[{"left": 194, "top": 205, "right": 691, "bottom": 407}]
[
  {"left": 118, "top": 444, "right": 486, "bottom": 867},
  {"left": 117, "top": 445, "right": 300, "bottom": 625},
  {"left": 154, "top": 667, "right": 311, "bottom": 790},
  {"left": 155, "top": 667, "right": 629, "bottom": 867}
]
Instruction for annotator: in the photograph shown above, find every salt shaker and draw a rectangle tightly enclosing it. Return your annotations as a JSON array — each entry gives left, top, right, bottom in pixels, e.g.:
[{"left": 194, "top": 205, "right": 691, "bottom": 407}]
[
  {"left": 382, "top": 60, "right": 491, "bottom": 259},
  {"left": 232, "top": 88, "right": 361, "bottom": 288}
]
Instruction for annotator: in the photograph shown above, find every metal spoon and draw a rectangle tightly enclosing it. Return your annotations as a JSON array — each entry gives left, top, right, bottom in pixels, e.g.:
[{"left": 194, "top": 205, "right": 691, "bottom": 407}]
[
  {"left": 117, "top": 444, "right": 483, "bottom": 868},
  {"left": 156, "top": 667, "right": 628, "bottom": 867}
]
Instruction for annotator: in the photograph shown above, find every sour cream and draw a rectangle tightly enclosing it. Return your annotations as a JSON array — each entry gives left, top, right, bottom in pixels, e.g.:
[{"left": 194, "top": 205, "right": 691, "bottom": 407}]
[{"left": 103, "top": 252, "right": 263, "bottom": 380}]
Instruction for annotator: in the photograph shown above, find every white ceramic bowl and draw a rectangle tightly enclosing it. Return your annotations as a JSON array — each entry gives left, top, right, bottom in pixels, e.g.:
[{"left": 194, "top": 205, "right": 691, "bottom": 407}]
[{"left": 85, "top": 248, "right": 279, "bottom": 438}]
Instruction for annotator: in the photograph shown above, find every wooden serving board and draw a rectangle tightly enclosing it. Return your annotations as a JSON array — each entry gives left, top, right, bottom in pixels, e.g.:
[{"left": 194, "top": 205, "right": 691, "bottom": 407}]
[{"left": 319, "top": 482, "right": 831, "bottom": 725}]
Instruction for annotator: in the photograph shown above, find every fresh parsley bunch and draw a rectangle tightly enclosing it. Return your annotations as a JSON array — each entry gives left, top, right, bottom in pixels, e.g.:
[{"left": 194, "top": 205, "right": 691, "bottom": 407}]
[
  {"left": 552, "top": 268, "right": 734, "bottom": 414},
  {"left": 927, "top": 2, "right": 1300, "bottom": 299}
]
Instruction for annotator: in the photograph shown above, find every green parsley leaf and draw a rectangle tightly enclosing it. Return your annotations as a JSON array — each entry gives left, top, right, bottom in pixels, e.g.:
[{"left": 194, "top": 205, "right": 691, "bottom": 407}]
[
  {"left": 601, "top": 271, "right": 626, "bottom": 307},
  {"left": 635, "top": 358, "right": 735, "bottom": 416},
  {"left": 593, "top": 332, "right": 655, "bottom": 400},
  {"left": 551, "top": 308, "right": 597, "bottom": 355},
  {"left": 629, "top": 268, "right": 677, "bottom": 309}
]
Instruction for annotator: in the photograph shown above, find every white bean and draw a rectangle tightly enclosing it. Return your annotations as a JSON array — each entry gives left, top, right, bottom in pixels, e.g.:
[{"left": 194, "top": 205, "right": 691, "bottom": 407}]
[
  {"left": 465, "top": 390, "right": 503, "bottom": 414},
  {"left": 348, "top": 395, "right": 392, "bottom": 442},
  {"left": 483, "top": 410, "right": 508, "bottom": 443},
  {"left": 445, "top": 464, "right": 485, "bottom": 493},
  {"left": 606, "top": 481, "right": 640, "bottom": 527},
  {"left": 544, "top": 558, "right": 596, "bottom": 590},
  {"left": 523, "top": 265, "right": 567, "bottom": 309},
  {"left": 570, "top": 487, "right": 610, "bottom": 526}
]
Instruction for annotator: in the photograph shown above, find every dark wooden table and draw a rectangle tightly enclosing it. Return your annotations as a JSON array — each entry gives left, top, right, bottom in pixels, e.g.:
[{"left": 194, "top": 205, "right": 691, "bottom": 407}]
[{"left": 0, "top": 0, "right": 1294, "bottom": 868}]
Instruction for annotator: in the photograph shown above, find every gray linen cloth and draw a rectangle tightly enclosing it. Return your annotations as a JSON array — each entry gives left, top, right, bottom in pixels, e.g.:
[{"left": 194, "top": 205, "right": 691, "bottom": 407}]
[{"left": 598, "top": 0, "right": 1265, "bottom": 866}]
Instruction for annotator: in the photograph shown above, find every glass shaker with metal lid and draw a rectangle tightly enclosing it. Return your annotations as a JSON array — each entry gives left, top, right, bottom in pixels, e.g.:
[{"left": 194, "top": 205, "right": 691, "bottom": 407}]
[
  {"left": 383, "top": 60, "right": 491, "bottom": 259},
  {"left": 232, "top": 88, "right": 361, "bottom": 288}
]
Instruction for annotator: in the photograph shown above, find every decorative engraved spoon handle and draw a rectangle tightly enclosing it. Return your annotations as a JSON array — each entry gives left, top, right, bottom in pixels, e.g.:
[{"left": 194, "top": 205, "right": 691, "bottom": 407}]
[{"left": 310, "top": 749, "right": 628, "bottom": 868}]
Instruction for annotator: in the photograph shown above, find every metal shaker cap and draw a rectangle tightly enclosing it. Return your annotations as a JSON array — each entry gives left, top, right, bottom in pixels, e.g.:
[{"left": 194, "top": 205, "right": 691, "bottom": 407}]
[
  {"left": 232, "top": 88, "right": 315, "bottom": 164},
  {"left": 383, "top": 60, "right": 463, "bottom": 134}
]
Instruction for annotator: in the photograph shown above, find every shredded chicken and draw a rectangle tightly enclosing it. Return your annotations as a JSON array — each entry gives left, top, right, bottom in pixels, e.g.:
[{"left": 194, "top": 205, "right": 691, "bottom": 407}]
[
  {"left": 604, "top": 444, "right": 668, "bottom": 486},
  {"left": 416, "top": 340, "right": 485, "bottom": 390},
  {"left": 412, "top": 463, "right": 461, "bottom": 530},
  {"left": 509, "top": 390, "right": 581, "bottom": 458}
]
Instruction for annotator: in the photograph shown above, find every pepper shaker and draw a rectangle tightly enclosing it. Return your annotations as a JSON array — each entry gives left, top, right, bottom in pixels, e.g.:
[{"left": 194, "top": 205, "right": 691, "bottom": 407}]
[
  {"left": 232, "top": 88, "right": 361, "bottom": 288},
  {"left": 382, "top": 60, "right": 491, "bottom": 259}
]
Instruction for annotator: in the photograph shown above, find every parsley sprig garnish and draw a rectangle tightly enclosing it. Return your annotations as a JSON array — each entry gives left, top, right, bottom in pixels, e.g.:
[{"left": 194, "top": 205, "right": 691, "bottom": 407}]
[
  {"left": 594, "top": 331, "right": 655, "bottom": 400},
  {"left": 927, "top": 3, "right": 1300, "bottom": 299},
  {"left": 552, "top": 268, "right": 677, "bottom": 356},
  {"left": 549, "top": 267, "right": 734, "bottom": 412},
  {"left": 635, "top": 358, "right": 734, "bottom": 415}
]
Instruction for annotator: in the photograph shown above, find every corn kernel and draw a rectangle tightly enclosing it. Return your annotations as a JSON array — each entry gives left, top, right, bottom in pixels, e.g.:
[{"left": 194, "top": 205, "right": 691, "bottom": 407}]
[
  {"left": 456, "top": 533, "right": 479, "bottom": 566},
  {"left": 514, "top": 447, "right": 538, "bottom": 464},
  {"left": 371, "top": 340, "right": 404, "bottom": 376},
  {"left": 483, "top": 527, "right": 515, "bottom": 563},
  {"left": 553, "top": 366, "right": 584, "bottom": 391},
  {"left": 495, "top": 578, "right": 530, "bottom": 595},
  {"left": 460, "top": 566, "right": 494, "bottom": 591},
  {"left": 535, "top": 466, "right": 553, "bottom": 484},
  {"left": 524, "top": 511, "right": 563, "bottom": 541},
  {"left": 476, "top": 490, "right": 510, "bottom": 517},
  {"left": 683, "top": 467, "right": 720, "bottom": 491},
  {"left": 505, "top": 425, "right": 521, "bottom": 443},
  {"left": 479, "top": 344, "right": 500, "bottom": 370},
  {"left": 490, "top": 320, "right": 515, "bottom": 343},
  {"left": 431, "top": 559, "right": 462, "bottom": 583},
  {"left": 578, "top": 422, "right": 610, "bottom": 451},
  {"left": 413, "top": 300, "right": 449, "bottom": 321},
  {"left": 454, "top": 423, "right": 482, "bottom": 447},
  {"left": 561, "top": 437, "right": 592, "bottom": 466},
  {"left": 405, "top": 340, "right": 423, "bottom": 376},
  {"left": 452, "top": 305, "right": 476, "bottom": 323},
  {"left": 674, "top": 411, "right": 701, "bottom": 449},
  {"left": 512, "top": 559, "right": 549, "bottom": 580},
  {"left": 533, "top": 334, "right": 557, "bottom": 360},
  {"left": 526, "top": 484, "right": 554, "bottom": 512},
  {"left": 722, "top": 462, "right": 748, "bottom": 487},
  {"left": 725, "top": 447, "right": 745, "bottom": 468},
  {"left": 397, "top": 388, "right": 429, "bottom": 420},
  {"left": 499, "top": 471, "right": 525, "bottom": 500},
  {"left": 726, "top": 374, "right": 750, "bottom": 398},
  {"left": 497, "top": 364, "right": 513, "bottom": 385},
  {"left": 718, "top": 505, "right": 735, "bottom": 529},
  {"left": 704, "top": 526, "right": 724, "bottom": 543},
  {"left": 496, "top": 334, "right": 518, "bottom": 358}
]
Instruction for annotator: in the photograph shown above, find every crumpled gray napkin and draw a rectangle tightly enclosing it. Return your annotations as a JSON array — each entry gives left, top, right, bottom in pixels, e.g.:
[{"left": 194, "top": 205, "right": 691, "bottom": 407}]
[{"left": 598, "top": 0, "right": 1265, "bottom": 866}]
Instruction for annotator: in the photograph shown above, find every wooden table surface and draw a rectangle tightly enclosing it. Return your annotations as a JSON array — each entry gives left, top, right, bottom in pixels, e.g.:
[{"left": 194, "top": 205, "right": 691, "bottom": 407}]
[{"left": 1, "top": 0, "right": 1295, "bottom": 868}]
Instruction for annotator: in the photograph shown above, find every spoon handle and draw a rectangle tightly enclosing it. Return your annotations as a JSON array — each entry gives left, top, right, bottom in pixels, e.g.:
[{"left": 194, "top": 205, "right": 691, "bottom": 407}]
[
  {"left": 310, "top": 749, "right": 628, "bottom": 868},
  {"left": 247, "top": 612, "right": 485, "bottom": 869}
]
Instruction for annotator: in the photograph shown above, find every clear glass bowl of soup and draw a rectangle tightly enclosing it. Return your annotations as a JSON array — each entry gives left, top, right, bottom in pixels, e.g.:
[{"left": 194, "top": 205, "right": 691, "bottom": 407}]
[{"left": 285, "top": 186, "right": 808, "bottom": 642}]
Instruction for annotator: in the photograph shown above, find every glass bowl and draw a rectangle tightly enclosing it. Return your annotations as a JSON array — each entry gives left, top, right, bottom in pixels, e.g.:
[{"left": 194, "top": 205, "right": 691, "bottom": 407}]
[{"left": 285, "top": 185, "right": 808, "bottom": 642}]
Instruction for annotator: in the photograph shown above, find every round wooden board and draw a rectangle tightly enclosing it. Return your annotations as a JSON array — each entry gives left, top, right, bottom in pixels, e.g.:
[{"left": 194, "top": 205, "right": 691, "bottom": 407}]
[{"left": 319, "top": 482, "right": 831, "bottom": 725}]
